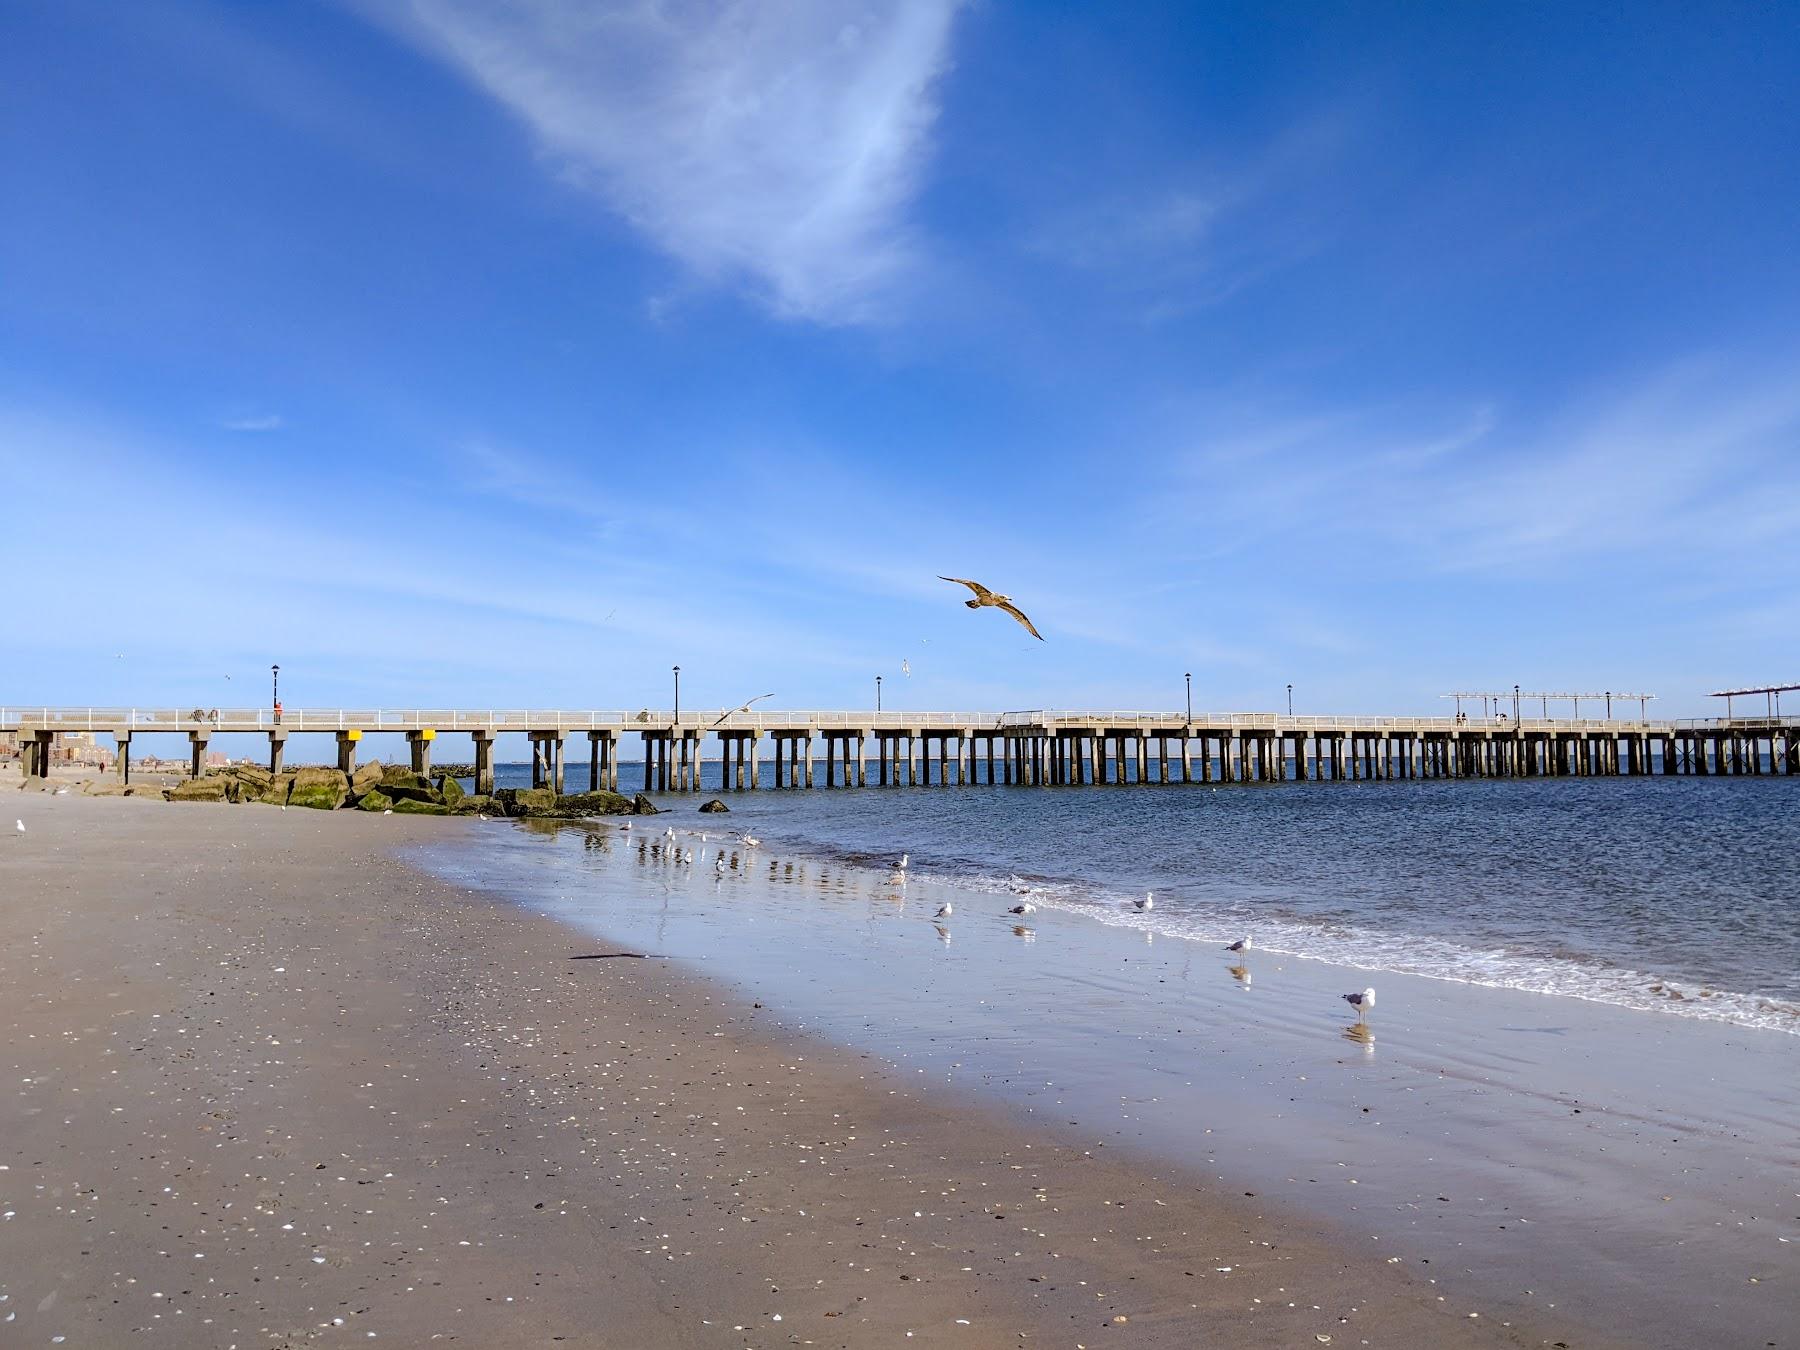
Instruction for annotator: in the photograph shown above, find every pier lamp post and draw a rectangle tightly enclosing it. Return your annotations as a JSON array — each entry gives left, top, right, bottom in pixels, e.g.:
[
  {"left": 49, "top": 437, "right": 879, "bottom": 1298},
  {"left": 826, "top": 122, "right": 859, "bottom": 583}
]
[
  {"left": 672, "top": 666, "right": 680, "bottom": 724},
  {"left": 1286, "top": 683, "right": 1293, "bottom": 716},
  {"left": 1184, "top": 672, "right": 1191, "bottom": 721},
  {"left": 271, "top": 664, "right": 279, "bottom": 721},
  {"left": 1605, "top": 690, "right": 1613, "bottom": 720},
  {"left": 1513, "top": 684, "right": 1520, "bottom": 725},
  {"left": 876, "top": 674, "right": 883, "bottom": 713}
]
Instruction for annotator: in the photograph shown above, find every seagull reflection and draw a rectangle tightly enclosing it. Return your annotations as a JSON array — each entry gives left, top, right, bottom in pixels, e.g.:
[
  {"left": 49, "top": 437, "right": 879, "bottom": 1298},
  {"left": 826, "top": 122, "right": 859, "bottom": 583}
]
[
  {"left": 1011, "top": 924, "right": 1036, "bottom": 942},
  {"left": 1228, "top": 963, "right": 1252, "bottom": 986},
  {"left": 933, "top": 924, "right": 953, "bottom": 946},
  {"left": 1341, "top": 1023, "right": 1375, "bottom": 1052}
]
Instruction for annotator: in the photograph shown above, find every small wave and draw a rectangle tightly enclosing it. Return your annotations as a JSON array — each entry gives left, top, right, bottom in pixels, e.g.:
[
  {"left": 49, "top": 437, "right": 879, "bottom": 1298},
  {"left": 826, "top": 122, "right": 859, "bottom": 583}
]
[{"left": 860, "top": 861, "right": 1800, "bottom": 1037}]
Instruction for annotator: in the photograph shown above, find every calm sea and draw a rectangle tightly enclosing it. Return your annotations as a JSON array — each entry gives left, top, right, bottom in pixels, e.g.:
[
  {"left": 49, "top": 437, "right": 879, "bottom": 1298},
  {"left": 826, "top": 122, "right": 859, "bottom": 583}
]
[{"left": 482, "top": 762, "right": 1800, "bottom": 1033}]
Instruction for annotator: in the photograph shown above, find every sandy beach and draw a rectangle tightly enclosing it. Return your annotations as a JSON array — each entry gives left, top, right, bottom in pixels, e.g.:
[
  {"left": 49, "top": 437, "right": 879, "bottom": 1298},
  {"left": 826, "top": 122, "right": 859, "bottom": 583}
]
[{"left": 0, "top": 792, "right": 1594, "bottom": 1348}]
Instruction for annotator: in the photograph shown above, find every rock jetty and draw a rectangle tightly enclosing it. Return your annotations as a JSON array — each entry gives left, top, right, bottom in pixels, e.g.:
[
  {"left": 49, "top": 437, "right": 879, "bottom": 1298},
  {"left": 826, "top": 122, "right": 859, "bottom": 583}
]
[{"left": 158, "top": 761, "right": 653, "bottom": 819}]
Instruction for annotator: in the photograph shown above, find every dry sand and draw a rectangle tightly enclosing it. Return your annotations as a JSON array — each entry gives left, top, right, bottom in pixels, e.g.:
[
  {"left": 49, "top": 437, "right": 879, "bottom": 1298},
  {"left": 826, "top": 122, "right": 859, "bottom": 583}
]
[{"left": 0, "top": 792, "right": 1594, "bottom": 1347}]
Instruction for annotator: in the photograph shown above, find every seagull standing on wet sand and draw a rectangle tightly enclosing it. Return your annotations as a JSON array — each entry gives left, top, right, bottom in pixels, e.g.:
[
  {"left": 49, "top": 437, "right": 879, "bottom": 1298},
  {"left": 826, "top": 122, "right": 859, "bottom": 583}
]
[
  {"left": 1134, "top": 893, "right": 1154, "bottom": 912},
  {"left": 938, "top": 577, "right": 1044, "bottom": 640},
  {"left": 934, "top": 903, "right": 953, "bottom": 920},
  {"left": 1226, "top": 937, "right": 1252, "bottom": 954},
  {"left": 1343, "top": 987, "right": 1376, "bottom": 1021},
  {"left": 1009, "top": 902, "right": 1036, "bottom": 915}
]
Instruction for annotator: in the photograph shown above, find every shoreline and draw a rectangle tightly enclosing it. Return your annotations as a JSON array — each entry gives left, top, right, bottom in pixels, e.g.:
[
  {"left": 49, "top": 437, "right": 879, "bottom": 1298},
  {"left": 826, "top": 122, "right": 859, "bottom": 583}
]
[
  {"left": 419, "top": 812, "right": 1800, "bottom": 1349},
  {"left": 0, "top": 794, "right": 1584, "bottom": 1347}
]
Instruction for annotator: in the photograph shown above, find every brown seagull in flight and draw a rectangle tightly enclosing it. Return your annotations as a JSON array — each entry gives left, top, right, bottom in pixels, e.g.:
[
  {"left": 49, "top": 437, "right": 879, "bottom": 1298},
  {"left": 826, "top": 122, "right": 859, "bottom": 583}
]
[{"left": 939, "top": 576, "right": 1044, "bottom": 640}]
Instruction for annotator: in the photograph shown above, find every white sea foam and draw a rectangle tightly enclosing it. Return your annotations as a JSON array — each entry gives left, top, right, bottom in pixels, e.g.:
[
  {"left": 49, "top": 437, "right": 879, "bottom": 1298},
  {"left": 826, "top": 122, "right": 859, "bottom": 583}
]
[{"left": 911, "top": 865, "right": 1800, "bottom": 1035}]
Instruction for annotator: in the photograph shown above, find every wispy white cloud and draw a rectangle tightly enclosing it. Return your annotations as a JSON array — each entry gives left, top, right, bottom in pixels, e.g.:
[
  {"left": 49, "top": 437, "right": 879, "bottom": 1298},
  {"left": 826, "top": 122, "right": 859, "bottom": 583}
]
[
  {"left": 385, "top": 0, "right": 966, "bottom": 324},
  {"left": 1161, "top": 355, "right": 1800, "bottom": 580},
  {"left": 221, "top": 413, "right": 284, "bottom": 432},
  {"left": 1027, "top": 112, "right": 1354, "bottom": 322}
]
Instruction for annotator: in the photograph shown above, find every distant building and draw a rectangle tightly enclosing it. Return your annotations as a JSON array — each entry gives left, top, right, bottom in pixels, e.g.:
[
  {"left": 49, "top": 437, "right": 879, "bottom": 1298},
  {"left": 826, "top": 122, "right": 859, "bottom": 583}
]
[{"left": 52, "top": 731, "right": 111, "bottom": 769}]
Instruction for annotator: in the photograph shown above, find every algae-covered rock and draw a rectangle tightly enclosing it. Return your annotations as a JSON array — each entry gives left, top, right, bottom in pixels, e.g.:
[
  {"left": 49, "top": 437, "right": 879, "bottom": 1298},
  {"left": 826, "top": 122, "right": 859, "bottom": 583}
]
[
  {"left": 631, "top": 792, "right": 660, "bottom": 815},
  {"left": 435, "top": 774, "right": 465, "bottom": 807},
  {"left": 495, "top": 787, "right": 559, "bottom": 817},
  {"left": 258, "top": 774, "right": 294, "bottom": 806},
  {"left": 452, "top": 794, "right": 499, "bottom": 816},
  {"left": 379, "top": 766, "right": 428, "bottom": 790},
  {"left": 351, "top": 761, "right": 386, "bottom": 795},
  {"left": 698, "top": 798, "right": 730, "bottom": 813},
  {"left": 391, "top": 797, "right": 451, "bottom": 815},
  {"left": 357, "top": 788, "right": 395, "bottom": 812},
  {"left": 167, "top": 777, "right": 228, "bottom": 802},
  {"left": 289, "top": 766, "right": 350, "bottom": 811},
  {"left": 550, "top": 789, "right": 636, "bottom": 817},
  {"left": 232, "top": 764, "right": 274, "bottom": 791},
  {"left": 384, "top": 782, "right": 444, "bottom": 805}
]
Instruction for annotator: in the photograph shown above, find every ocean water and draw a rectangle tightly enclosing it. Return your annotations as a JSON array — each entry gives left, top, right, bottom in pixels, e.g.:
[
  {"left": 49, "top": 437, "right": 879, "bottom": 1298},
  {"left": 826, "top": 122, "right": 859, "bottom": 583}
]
[{"left": 484, "top": 763, "right": 1800, "bottom": 1034}]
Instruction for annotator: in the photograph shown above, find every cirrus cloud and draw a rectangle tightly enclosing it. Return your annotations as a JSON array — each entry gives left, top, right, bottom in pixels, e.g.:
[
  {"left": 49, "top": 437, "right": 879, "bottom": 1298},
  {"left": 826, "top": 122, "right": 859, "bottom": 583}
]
[{"left": 386, "top": 0, "right": 966, "bottom": 325}]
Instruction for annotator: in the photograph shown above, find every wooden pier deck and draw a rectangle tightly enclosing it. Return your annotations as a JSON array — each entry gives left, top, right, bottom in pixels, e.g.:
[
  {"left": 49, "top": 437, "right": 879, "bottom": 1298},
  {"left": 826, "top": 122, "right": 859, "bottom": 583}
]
[{"left": 6, "top": 707, "right": 1797, "bottom": 792}]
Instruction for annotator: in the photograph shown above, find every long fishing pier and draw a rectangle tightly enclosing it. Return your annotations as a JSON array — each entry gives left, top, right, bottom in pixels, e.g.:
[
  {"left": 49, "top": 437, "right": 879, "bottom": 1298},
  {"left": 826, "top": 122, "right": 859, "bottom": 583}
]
[{"left": 7, "top": 707, "right": 1797, "bottom": 791}]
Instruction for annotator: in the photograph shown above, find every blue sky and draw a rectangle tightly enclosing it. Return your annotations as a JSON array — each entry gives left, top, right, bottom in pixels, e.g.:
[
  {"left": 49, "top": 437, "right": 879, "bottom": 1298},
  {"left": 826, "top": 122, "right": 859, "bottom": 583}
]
[{"left": 3, "top": 0, "right": 1798, "bottom": 726}]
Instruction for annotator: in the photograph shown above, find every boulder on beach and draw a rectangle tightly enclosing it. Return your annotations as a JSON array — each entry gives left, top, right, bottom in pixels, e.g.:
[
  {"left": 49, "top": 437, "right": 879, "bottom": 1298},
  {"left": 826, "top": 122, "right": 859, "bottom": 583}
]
[
  {"left": 351, "top": 761, "right": 386, "bottom": 795},
  {"left": 631, "top": 792, "right": 660, "bottom": 815},
  {"left": 356, "top": 788, "right": 395, "bottom": 812},
  {"left": 258, "top": 774, "right": 294, "bottom": 806},
  {"left": 550, "top": 790, "right": 636, "bottom": 817},
  {"left": 383, "top": 782, "right": 444, "bottom": 806},
  {"left": 491, "top": 787, "right": 636, "bottom": 819},
  {"left": 452, "top": 794, "right": 499, "bottom": 816},
  {"left": 698, "top": 798, "right": 730, "bottom": 814},
  {"left": 166, "top": 777, "right": 228, "bottom": 802},
  {"left": 233, "top": 763, "right": 274, "bottom": 791},
  {"left": 494, "top": 787, "right": 559, "bottom": 817},
  {"left": 435, "top": 774, "right": 466, "bottom": 807},
  {"left": 288, "top": 766, "right": 350, "bottom": 811},
  {"left": 391, "top": 797, "right": 451, "bottom": 815}
]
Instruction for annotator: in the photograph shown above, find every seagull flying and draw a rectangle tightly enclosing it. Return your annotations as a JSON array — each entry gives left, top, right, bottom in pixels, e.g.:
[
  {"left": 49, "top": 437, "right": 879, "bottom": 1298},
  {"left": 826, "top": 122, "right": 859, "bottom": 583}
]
[
  {"left": 938, "top": 576, "right": 1044, "bottom": 640},
  {"left": 711, "top": 694, "right": 776, "bottom": 728},
  {"left": 1226, "top": 937, "right": 1252, "bottom": 954},
  {"left": 934, "top": 903, "right": 953, "bottom": 919},
  {"left": 1009, "top": 902, "right": 1036, "bottom": 915},
  {"left": 1343, "top": 987, "right": 1376, "bottom": 1021},
  {"left": 902, "top": 659, "right": 911, "bottom": 676},
  {"left": 1134, "top": 893, "right": 1154, "bottom": 912}
]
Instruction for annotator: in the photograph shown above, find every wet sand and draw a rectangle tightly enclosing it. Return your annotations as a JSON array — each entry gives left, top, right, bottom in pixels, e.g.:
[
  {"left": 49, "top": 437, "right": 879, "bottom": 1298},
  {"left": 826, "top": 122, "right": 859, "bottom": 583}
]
[
  {"left": 0, "top": 794, "right": 1586, "bottom": 1347},
  {"left": 421, "top": 818, "right": 1800, "bottom": 1350}
]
